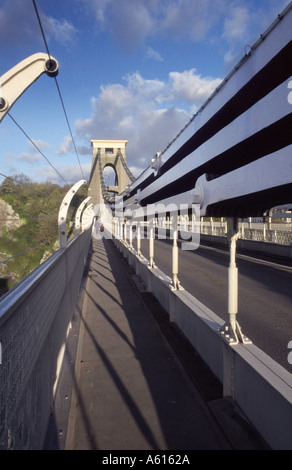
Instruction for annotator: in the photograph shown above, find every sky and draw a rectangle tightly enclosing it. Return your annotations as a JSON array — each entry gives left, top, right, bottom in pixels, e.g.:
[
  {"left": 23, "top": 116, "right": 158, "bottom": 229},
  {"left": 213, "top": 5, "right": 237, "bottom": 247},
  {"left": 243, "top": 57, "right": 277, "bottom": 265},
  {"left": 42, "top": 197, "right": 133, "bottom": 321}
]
[{"left": 0, "top": 0, "right": 290, "bottom": 187}]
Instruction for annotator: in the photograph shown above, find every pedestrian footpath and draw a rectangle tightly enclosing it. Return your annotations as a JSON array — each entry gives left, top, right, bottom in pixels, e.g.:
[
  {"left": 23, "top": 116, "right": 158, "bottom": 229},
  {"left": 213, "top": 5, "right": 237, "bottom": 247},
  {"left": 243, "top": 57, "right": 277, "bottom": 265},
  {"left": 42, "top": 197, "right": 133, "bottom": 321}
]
[{"left": 56, "top": 238, "right": 267, "bottom": 451}]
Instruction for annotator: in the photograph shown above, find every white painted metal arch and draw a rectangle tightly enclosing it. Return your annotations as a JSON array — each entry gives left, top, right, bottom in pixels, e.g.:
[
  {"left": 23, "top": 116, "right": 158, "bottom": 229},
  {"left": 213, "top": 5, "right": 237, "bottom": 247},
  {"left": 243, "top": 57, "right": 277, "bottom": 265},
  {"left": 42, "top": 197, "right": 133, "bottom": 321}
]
[
  {"left": 75, "top": 197, "right": 92, "bottom": 235},
  {"left": 0, "top": 53, "right": 58, "bottom": 122},
  {"left": 58, "top": 180, "right": 87, "bottom": 248}
]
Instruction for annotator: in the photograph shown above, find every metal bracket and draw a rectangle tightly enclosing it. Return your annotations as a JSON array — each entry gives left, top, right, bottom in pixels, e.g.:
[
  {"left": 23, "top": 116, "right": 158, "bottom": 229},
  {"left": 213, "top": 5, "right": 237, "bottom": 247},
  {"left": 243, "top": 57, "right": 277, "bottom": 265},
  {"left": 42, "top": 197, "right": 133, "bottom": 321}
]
[
  {"left": 147, "top": 260, "right": 157, "bottom": 269},
  {"left": 170, "top": 278, "right": 184, "bottom": 291},
  {"left": 0, "top": 53, "right": 59, "bottom": 122},
  {"left": 134, "top": 189, "right": 142, "bottom": 205},
  {"left": 151, "top": 151, "right": 162, "bottom": 176},
  {"left": 218, "top": 320, "right": 252, "bottom": 346}
]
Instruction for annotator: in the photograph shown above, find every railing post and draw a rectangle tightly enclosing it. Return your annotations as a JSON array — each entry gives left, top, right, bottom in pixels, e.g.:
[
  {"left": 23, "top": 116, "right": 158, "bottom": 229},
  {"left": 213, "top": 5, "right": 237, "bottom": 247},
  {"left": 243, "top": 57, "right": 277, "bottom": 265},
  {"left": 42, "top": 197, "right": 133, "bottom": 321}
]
[
  {"left": 129, "top": 221, "right": 133, "bottom": 250},
  {"left": 137, "top": 222, "right": 141, "bottom": 258},
  {"left": 170, "top": 224, "right": 183, "bottom": 290},
  {"left": 120, "top": 218, "right": 123, "bottom": 241},
  {"left": 228, "top": 222, "right": 239, "bottom": 335},
  {"left": 123, "top": 219, "right": 126, "bottom": 244},
  {"left": 148, "top": 218, "right": 156, "bottom": 269},
  {"left": 218, "top": 218, "right": 251, "bottom": 345}
]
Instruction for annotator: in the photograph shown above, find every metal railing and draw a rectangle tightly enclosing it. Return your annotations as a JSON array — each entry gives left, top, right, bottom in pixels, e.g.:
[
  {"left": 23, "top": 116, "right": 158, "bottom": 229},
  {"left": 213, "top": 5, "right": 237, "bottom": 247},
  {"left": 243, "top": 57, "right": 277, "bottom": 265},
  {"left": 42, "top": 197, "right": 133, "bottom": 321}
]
[
  {"left": 0, "top": 225, "right": 92, "bottom": 450},
  {"left": 200, "top": 219, "right": 292, "bottom": 246},
  {"left": 0, "top": 178, "right": 93, "bottom": 450}
]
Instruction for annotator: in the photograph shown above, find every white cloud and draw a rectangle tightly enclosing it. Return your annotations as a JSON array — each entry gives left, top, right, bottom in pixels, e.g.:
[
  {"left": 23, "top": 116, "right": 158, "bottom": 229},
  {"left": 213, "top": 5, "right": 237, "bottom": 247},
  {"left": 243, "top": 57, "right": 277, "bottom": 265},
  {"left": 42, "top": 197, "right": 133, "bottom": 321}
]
[
  {"left": 57, "top": 135, "right": 91, "bottom": 156},
  {"left": 57, "top": 135, "right": 74, "bottom": 155},
  {"left": 85, "top": 0, "right": 111, "bottom": 24},
  {"left": 146, "top": 47, "right": 163, "bottom": 62},
  {"left": 4, "top": 139, "right": 50, "bottom": 165},
  {"left": 75, "top": 69, "right": 221, "bottom": 174},
  {"left": 29, "top": 139, "right": 50, "bottom": 153},
  {"left": 78, "top": 0, "right": 225, "bottom": 49},
  {"left": 80, "top": 0, "right": 154, "bottom": 49},
  {"left": 43, "top": 16, "right": 78, "bottom": 47},
  {"left": 4, "top": 152, "right": 42, "bottom": 164},
  {"left": 77, "top": 0, "right": 289, "bottom": 65},
  {"left": 222, "top": 6, "right": 249, "bottom": 40},
  {"left": 0, "top": 0, "right": 77, "bottom": 48},
  {"left": 32, "top": 162, "right": 92, "bottom": 184},
  {"left": 82, "top": 0, "right": 274, "bottom": 50},
  {"left": 110, "top": 1, "right": 154, "bottom": 50},
  {"left": 161, "top": 0, "right": 224, "bottom": 41},
  {"left": 169, "top": 69, "right": 222, "bottom": 104}
]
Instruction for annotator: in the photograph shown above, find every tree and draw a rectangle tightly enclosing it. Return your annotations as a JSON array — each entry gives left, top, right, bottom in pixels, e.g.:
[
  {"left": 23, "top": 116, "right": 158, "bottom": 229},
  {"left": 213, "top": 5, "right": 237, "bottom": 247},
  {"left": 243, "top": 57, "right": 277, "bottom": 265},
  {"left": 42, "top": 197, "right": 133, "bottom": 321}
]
[
  {"left": 37, "top": 188, "right": 61, "bottom": 241},
  {"left": 0, "top": 177, "right": 16, "bottom": 194}
]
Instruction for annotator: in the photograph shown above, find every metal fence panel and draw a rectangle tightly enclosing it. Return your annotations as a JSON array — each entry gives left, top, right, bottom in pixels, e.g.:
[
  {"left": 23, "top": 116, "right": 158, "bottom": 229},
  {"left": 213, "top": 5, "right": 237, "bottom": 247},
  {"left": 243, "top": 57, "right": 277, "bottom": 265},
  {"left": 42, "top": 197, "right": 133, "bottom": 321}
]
[{"left": 0, "top": 228, "right": 91, "bottom": 449}]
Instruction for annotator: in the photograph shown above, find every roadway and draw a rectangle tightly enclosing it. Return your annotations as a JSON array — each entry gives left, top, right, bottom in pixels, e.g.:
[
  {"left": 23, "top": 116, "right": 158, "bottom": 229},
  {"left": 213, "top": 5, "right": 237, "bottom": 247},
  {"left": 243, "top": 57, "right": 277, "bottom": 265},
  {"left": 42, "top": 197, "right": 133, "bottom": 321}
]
[{"left": 135, "top": 237, "right": 292, "bottom": 372}]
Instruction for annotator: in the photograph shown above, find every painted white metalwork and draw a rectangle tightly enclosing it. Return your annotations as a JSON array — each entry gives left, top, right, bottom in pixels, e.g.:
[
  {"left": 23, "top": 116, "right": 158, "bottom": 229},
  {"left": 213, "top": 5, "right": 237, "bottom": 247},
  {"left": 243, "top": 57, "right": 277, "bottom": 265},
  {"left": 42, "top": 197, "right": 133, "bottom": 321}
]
[
  {"left": 111, "top": 5, "right": 292, "bottom": 336},
  {"left": 58, "top": 180, "right": 87, "bottom": 248},
  {"left": 0, "top": 53, "right": 58, "bottom": 122},
  {"left": 82, "top": 204, "right": 94, "bottom": 230},
  {"left": 136, "top": 223, "right": 142, "bottom": 258},
  {"left": 151, "top": 151, "right": 162, "bottom": 176},
  {"left": 148, "top": 218, "right": 156, "bottom": 269},
  {"left": 193, "top": 146, "right": 292, "bottom": 217},
  {"left": 121, "top": 4, "right": 292, "bottom": 217},
  {"left": 170, "top": 227, "right": 183, "bottom": 291},
  {"left": 218, "top": 218, "right": 252, "bottom": 345},
  {"left": 75, "top": 197, "right": 92, "bottom": 235},
  {"left": 0, "top": 228, "right": 92, "bottom": 449}
]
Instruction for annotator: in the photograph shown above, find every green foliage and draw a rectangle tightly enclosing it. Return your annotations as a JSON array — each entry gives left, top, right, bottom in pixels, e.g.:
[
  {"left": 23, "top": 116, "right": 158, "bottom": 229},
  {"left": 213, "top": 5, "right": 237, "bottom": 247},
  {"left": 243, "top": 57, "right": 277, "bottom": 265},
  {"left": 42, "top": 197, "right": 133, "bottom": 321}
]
[{"left": 0, "top": 175, "right": 88, "bottom": 293}]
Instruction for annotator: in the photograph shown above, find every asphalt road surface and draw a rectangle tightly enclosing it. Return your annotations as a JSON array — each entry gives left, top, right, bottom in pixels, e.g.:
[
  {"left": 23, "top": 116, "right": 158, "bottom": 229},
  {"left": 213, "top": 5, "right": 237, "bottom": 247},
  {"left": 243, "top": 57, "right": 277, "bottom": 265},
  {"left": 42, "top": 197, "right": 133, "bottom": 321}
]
[{"left": 136, "top": 237, "right": 292, "bottom": 372}]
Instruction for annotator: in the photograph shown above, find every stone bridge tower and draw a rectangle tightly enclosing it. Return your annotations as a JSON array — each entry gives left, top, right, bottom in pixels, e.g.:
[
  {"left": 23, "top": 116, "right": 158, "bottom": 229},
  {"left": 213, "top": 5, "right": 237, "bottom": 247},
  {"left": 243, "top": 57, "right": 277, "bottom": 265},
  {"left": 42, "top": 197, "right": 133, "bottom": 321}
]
[{"left": 88, "top": 140, "right": 133, "bottom": 208}]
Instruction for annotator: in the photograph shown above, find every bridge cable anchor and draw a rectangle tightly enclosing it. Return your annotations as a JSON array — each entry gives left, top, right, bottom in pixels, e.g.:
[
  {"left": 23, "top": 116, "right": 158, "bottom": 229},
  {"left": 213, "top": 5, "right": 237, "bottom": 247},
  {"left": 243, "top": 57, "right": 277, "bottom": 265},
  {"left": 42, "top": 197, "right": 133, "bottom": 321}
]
[
  {"left": 0, "top": 53, "right": 59, "bottom": 123},
  {"left": 218, "top": 218, "right": 252, "bottom": 345}
]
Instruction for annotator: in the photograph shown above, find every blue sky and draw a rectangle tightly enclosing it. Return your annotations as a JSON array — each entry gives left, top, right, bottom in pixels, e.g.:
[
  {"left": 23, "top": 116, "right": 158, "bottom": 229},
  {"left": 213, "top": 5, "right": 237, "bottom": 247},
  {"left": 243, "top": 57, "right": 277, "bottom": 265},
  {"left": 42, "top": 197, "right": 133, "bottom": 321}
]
[{"left": 0, "top": 0, "right": 290, "bottom": 186}]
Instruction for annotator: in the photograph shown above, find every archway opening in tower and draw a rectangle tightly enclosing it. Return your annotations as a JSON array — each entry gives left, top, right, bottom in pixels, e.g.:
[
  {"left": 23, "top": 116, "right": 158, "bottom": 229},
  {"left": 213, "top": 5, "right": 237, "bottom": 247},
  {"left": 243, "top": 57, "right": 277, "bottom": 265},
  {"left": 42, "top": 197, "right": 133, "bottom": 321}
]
[{"left": 103, "top": 165, "right": 119, "bottom": 194}]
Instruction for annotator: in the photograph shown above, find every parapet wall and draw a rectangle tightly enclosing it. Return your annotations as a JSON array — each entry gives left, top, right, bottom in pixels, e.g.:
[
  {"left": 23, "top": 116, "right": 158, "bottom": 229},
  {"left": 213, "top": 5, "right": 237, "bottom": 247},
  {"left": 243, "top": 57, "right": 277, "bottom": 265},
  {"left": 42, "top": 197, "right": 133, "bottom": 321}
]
[
  {"left": 114, "top": 236, "right": 292, "bottom": 450},
  {"left": 0, "top": 228, "right": 92, "bottom": 450},
  {"left": 200, "top": 234, "right": 292, "bottom": 261}
]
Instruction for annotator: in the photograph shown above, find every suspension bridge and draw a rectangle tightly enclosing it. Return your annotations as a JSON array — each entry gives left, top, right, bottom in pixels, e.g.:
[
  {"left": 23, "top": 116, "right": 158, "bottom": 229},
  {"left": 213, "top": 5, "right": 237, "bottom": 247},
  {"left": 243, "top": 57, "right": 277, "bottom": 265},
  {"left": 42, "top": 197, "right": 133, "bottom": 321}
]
[{"left": 0, "top": 1, "right": 292, "bottom": 451}]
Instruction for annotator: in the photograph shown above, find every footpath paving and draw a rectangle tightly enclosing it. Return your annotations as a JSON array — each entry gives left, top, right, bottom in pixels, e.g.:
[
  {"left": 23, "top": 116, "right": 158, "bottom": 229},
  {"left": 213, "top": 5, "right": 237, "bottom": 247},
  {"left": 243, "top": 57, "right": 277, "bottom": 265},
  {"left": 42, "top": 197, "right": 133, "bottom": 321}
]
[{"left": 45, "top": 237, "right": 268, "bottom": 451}]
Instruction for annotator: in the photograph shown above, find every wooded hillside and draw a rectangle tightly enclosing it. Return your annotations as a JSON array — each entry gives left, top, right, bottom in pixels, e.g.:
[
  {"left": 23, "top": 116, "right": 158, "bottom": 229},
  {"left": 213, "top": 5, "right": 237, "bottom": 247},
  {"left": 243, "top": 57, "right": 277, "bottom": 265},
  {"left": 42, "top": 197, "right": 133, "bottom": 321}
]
[{"left": 0, "top": 174, "right": 88, "bottom": 295}]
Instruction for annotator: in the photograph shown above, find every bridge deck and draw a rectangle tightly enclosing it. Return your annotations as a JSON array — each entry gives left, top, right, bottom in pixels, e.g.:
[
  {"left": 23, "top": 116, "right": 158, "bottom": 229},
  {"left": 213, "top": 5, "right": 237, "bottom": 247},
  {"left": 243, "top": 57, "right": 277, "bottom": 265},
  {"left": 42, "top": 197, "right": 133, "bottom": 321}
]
[{"left": 46, "top": 238, "right": 267, "bottom": 451}]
